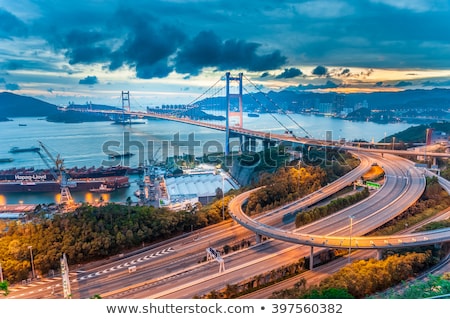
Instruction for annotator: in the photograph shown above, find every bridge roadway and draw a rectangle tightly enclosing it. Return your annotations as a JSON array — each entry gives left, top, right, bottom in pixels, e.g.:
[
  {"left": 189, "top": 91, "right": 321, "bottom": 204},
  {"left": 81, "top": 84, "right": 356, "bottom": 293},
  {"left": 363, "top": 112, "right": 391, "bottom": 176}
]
[
  {"left": 72, "top": 108, "right": 450, "bottom": 158},
  {"left": 228, "top": 152, "right": 450, "bottom": 250}
]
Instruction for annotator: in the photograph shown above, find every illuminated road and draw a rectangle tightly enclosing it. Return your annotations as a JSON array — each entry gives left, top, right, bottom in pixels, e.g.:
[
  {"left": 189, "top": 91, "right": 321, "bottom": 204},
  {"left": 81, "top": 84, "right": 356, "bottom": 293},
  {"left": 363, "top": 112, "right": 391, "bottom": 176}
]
[{"left": 228, "top": 153, "right": 450, "bottom": 250}]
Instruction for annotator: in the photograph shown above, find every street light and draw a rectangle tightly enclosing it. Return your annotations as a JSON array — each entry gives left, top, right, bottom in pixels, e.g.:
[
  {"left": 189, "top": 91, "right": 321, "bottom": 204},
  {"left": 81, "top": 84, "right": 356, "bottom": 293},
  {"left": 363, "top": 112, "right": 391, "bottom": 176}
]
[
  {"left": 28, "top": 245, "right": 36, "bottom": 280},
  {"left": 221, "top": 174, "right": 225, "bottom": 221},
  {"left": 348, "top": 216, "right": 355, "bottom": 264}
]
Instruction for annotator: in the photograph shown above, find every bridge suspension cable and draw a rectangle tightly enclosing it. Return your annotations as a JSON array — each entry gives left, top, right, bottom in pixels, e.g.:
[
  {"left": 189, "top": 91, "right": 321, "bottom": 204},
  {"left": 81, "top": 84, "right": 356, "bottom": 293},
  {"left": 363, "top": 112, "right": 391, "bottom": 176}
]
[
  {"left": 243, "top": 74, "right": 313, "bottom": 138},
  {"left": 186, "top": 77, "right": 223, "bottom": 107},
  {"left": 242, "top": 86, "right": 293, "bottom": 134},
  {"left": 166, "top": 77, "right": 225, "bottom": 118}
]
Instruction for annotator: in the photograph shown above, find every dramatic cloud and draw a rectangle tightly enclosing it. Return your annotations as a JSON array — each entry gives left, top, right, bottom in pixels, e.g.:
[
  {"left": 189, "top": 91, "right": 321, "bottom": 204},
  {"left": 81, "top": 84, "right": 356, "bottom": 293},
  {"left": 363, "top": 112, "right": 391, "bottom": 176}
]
[
  {"left": 1, "top": 1, "right": 450, "bottom": 105},
  {"left": 62, "top": 30, "right": 112, "bottom": 65},
  {"left": 79, "top": 76, "right": 98, "bottom": 85},
  {"left": 395, "top": 80, "right": 413, "bottom": 87},
  {"left": 0, "top": 9, "right": 28, "bottom": 38},
  {"left": 369, "top": 0, "right": 448, "bottom": 12},
  {"left": 295, "top": 80, "right": 339, "bottom": 91},
  {"left": 175, "top": 31, "right": 287, "bottom": 75},
  {"left": 312, "top": 65, "right": 329, "bottom": 77},
  {"left": 5, "top": 83, "right": 20, "bottom": 90},
  {"left": 422, "top": 79, "right": 450, "bottom": 87},
  {"left": 276, "top": 68, "right": 303, "bottom": 79}
]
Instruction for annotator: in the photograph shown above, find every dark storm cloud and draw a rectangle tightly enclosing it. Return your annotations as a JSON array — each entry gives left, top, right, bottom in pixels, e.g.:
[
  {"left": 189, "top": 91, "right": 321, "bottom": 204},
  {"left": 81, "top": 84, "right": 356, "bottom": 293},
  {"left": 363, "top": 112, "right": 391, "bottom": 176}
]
[
  {"left": 312, "top": 65, "right": 328, "bottom": 77},
  {"left": 295, "top": 80, "right": 339, "bottom": 91},
  {"left": 1, "top": 59, "right": 64, "bottom": 74},
  {"left": 45, "top": 4, "right": 285, "bottom": 79},
  {"left": 79, "top": 76, "right": 98, "bottom": 85},
  {"left": 3, "top": 0, "right": 450, "bottom": 84},
  {"left": 110, "top": 10, "right": 187, "bottom": 78},
  {"left": 60, "top": 30, "right": 111, "bottom": 65},
  {"left": 5, "top": 83, "right": 20, "bottom": 90},
  {"left": 0, "top": 9, "right": 28, "bottom": 38},
  {"left": 175, "top": 31, "right": 287, "bottom": 75},
  {"left": 422, "top": 79, "right": 450, "bottom": 87},
  {"left": 288, "top": 1, "right": 450, "bottom": 68},
  {"left": 276, "top": 68, "right": 303, "bottom": 79},
  {"left": 395, "top": 81, "right": 413, "bottom": 87}
]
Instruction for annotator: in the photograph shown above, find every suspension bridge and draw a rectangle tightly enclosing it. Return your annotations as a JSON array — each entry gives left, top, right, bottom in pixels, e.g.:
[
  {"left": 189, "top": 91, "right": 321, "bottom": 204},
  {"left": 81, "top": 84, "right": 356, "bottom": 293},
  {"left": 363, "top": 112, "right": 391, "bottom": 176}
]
[{"left": 67, "top": 72, "right": 450, "bottom": 160}]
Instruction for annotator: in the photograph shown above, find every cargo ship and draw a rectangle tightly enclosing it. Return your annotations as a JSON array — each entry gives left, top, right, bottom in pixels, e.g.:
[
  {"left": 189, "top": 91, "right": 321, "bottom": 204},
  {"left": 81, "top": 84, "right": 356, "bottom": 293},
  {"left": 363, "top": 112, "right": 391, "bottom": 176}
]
[
  {"left": 9, "top": 146, "right": 40, "bottom": 153},
  {"left": 0, "top": 176, "right": 130, "bottom": 193},
  {"left": 0, "top": 165, "right": 128, "bottom": 181},
  {"left": 0, "top": 166, "right": 130, "bottom": 193}
]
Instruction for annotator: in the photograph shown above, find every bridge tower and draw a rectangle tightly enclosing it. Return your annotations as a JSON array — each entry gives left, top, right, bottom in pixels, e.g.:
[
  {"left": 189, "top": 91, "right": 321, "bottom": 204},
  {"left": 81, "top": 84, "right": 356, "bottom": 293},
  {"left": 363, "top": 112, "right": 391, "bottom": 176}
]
[
  {"left": 120, "top": 91, "right": 130, "bottom": 124},
  {"left": 122, "top": 91, "right": 130, "bottom": 112},
  {"left": 225, "top": 72, "right": 243, "bottom": 155}
]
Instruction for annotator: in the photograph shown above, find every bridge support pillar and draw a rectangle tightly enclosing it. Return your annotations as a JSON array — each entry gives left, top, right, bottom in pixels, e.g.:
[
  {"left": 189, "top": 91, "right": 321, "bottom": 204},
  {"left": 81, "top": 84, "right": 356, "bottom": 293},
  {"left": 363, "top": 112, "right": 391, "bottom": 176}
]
[
  {"left": 309, "top": 246, "right": 314, "bottom": 270},
  {"left": 225, "top": 72, "right": 243, "bottom": 155},
  {"left": 251, "top": 138, "right": 256, "bottom": 152},
  {"left": 242, "top": 136, "right": 257, "bottom": 152},
  {"left": 255, "top": 233, "right": 263, "bottom": 244},
  {"left": 263, "top": 139, "right": 270, "bottom": 149},
  {"left": 433, "top": 157, "right": 437, "bottom": 168},
  {"left": 262, "top": 138, "right": 276, "bottom": 149},
  {"left": 376, "top": 249, "right": 383, "bottom": 260}
]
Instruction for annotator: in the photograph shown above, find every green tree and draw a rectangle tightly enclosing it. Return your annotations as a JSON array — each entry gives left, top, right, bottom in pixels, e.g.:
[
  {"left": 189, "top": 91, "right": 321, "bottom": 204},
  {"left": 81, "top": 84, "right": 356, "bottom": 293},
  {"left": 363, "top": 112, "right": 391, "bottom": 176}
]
[{"left": 0, "top": 280, "right": 9, "bottom": 296}]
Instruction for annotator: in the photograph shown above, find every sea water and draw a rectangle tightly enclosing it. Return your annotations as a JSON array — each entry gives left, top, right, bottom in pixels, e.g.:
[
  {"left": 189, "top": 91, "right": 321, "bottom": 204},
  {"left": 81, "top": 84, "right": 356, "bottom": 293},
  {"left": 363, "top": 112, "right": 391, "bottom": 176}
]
[{"left": 0, "top": 114, "right": 412, "bottom": 205}]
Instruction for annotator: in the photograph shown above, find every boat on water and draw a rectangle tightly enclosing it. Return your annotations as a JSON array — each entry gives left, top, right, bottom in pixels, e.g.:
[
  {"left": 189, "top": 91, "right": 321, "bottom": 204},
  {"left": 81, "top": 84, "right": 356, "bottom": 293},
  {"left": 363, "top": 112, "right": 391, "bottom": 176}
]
[
  {"left": 0, "top": 165, "right": 128, "bottom": 181},
  {"left": 108, "top": 151, "right": 135, "bottom": 159},
  {"left": 89, "top": 184, "right": 115, "bottom": 193},
  {"left": 248, "top": 113, "right": 260, "bottom": 118},
  {"left": 18, "top": 123, "right": 27, "bottom": 127},
  {"left": 112, "top": 119, "right": 146, "bottom": 125},
  {"left": 0, "top": 175, "right": 130, "bottom": 193},
  {"left": 0, "top": 166, "right": 130, "bottom": 193},
  {"left": 0, "top": 158, "right": 13, "bottom": 163},
  {"left": 9, "top": 146, "right": 40, "bottom": 153}
]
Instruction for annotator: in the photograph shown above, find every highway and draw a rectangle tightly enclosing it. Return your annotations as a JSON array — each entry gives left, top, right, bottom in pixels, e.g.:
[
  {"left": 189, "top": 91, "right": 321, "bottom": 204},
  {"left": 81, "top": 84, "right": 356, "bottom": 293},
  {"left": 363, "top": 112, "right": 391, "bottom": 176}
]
[
  {"left": 229, "top": 153, "right": 450, "bottom": 249},
  {"left": 6, "top": 151, "right": 447, "bottom": 299}
]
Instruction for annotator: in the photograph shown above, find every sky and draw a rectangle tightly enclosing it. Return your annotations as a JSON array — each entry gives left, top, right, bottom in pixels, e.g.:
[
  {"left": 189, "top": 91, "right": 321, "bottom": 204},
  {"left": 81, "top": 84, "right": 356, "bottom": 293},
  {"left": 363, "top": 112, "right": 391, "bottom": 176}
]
[{"left": 1, "top": 0, "right": 450, "bottom": 107}]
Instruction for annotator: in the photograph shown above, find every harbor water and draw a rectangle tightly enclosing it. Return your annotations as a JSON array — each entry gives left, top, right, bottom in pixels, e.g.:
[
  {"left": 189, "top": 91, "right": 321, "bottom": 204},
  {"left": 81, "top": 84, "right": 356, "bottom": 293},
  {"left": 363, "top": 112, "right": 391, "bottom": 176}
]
[{"left": 0, "top": 114, "right": 412, "bottom": 205}]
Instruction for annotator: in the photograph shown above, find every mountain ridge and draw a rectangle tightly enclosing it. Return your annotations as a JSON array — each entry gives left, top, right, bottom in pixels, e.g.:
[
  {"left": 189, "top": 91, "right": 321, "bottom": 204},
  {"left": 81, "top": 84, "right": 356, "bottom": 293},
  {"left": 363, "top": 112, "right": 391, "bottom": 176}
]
[{"left": 1, "top": 88, "right": 450, "bottom": 120}]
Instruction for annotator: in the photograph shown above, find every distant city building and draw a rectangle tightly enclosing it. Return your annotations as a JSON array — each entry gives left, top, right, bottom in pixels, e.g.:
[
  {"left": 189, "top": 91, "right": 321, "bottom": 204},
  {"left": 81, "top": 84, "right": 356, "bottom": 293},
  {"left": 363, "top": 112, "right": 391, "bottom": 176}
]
[
  {"left": 333, "top": 94, "right": 345, "bottom": 114},
  {"left": 354, "top": 99, "right": 368, "bottom": 111},
  {"left": 362, "top": 99, "right": 369, "bottom": 109},
  {"left": 318, "top": 102, "right": 333, "bottom": 114},
  {"left": 342, "top": 107, "right": 354, "bottom": 116}
]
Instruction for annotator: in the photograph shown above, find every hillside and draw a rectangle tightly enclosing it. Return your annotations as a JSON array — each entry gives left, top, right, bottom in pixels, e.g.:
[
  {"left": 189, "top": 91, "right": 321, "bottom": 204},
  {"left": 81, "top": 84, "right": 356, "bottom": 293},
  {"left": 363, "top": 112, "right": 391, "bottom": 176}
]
[
  {"left": 0, "top": 92, "right": 119, "bottom": 122},
  {"left": 382, "top": 121, "right": 450, "bottom": 143},
  {"left": 0, "top": 92, "right": 58, "bottom": 117}
]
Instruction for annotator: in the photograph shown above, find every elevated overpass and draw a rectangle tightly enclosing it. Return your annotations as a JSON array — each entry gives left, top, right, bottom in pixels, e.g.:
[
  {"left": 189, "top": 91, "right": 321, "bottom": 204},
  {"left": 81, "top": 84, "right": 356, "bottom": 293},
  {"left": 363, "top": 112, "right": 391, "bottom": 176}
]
[{"left": 228, "top": 151, "right": 450, "bottom": 267}]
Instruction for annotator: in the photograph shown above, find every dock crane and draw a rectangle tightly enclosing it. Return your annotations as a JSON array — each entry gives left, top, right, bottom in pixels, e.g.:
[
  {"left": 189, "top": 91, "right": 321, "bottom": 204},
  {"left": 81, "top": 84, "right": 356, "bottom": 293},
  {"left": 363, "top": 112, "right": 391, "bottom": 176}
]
[{"left": 37, "top": 141, "right": 76, "bottom": 207}]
